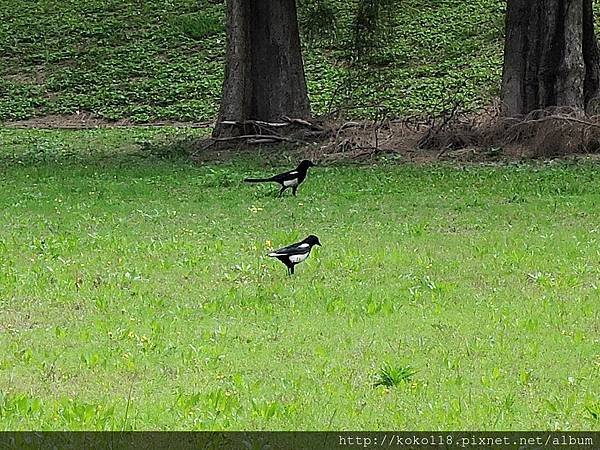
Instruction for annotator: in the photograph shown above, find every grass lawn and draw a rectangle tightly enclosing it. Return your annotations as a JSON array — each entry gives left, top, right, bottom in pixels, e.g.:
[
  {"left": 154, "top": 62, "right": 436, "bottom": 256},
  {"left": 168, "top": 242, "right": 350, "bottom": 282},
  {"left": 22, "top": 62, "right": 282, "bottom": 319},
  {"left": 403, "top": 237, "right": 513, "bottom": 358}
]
[{"left": 0, "top": 127, "right": 599, "bottom": 430}]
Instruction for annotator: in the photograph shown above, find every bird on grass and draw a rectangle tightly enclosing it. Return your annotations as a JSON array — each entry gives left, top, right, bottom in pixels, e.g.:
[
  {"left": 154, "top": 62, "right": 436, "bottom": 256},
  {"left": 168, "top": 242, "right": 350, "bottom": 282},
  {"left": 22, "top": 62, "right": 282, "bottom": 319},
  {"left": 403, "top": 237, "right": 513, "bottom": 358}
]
[
  {"left": 244, "top": 160, "right": 317, "bottom": 197},
  {"left": 268, "top": 235, "right": 322, "bottom": 275}
]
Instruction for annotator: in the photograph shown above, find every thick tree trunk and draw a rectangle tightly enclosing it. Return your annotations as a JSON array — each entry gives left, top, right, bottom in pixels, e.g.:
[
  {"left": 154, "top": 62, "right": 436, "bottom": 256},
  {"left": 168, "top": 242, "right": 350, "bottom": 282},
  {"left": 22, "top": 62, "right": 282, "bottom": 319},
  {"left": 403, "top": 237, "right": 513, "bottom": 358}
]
[
  {"left": 501, "top": 0, "right": 600, "bottom": 116},
  {"left": 213, "top": 0, "right": 311, "bottom": 137}
]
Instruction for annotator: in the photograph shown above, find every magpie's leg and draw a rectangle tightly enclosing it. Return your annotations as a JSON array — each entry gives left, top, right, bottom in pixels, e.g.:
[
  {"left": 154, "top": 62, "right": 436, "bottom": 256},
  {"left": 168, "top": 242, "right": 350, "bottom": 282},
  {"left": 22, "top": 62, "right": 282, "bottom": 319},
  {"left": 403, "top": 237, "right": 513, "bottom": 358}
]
[
  {"left": 289, "top": 264, "right": 295, "bottom": 275},
  {"left": 277, "top": 186, "right": 286, "bottom": 198},
  {"left": 292, "top": 186, "right": 298, "bottom": 196}
]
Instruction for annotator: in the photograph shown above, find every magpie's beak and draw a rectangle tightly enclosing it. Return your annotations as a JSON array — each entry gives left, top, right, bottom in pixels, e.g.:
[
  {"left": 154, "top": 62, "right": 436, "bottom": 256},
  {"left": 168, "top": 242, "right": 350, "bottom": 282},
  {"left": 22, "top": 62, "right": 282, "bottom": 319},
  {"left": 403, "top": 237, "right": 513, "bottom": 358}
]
[{"left": 316, "top": 241, "right": 322, "bottom": 246}]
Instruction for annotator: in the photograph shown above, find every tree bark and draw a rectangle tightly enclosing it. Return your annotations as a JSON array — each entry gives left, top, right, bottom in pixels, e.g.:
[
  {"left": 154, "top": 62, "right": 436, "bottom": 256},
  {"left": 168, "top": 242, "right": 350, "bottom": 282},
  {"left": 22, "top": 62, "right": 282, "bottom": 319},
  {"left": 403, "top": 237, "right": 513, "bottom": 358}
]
[
  {"left": 213, "top": 0, "right": 311, "bottom": 137},
  {"left": 501, "top": 0, "right": 600, "bottom": 116}
]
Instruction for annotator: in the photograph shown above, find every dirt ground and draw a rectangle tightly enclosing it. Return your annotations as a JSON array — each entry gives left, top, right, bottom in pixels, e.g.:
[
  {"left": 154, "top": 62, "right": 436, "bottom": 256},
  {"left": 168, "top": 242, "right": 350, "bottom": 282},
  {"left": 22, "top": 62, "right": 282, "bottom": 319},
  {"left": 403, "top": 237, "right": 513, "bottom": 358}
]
[
  {"left": 6, "top": 111, "right": 600, "bottom": 166},
  {"left": 3, "top": 112, "right": 212, "bottom": 130}
]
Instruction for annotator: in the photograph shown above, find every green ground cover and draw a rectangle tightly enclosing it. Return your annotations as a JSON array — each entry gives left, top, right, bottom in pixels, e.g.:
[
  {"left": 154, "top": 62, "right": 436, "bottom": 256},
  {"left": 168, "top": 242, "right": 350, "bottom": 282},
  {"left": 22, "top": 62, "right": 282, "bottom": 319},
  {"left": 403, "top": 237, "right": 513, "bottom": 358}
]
[{"left": 0, "top": 0, "right": 504, "bottom": 122}]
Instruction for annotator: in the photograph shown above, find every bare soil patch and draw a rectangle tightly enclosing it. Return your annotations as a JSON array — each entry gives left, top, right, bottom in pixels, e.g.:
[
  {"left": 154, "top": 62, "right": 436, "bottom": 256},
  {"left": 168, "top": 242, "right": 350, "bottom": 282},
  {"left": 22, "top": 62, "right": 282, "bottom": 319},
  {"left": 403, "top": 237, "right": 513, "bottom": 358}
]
[
  {"left": 8, "top": 108, "right": 600, "bottom": 166},
  {"left": 189, "top": 113, "right": 526, "bottom": 165},
  {"left": 3, "top": 112, "right": 212, "bottom": 130}
]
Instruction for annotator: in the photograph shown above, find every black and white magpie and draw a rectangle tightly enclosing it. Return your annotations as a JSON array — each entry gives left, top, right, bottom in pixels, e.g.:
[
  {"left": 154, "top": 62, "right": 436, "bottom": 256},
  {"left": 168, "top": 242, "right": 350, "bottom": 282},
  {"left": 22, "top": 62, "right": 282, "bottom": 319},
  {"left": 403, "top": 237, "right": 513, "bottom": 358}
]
[
  {"left": 268, "top": 235, "right": 322, "bottom": 275},
  {"left": 244, "top": 160, "right": 317, "bottom": 197}
]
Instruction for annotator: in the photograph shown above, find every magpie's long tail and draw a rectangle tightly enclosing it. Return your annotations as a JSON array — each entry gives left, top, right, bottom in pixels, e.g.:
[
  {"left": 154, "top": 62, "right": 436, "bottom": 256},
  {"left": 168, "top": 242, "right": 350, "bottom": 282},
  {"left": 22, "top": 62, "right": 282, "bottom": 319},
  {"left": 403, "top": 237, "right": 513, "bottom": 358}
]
[{"left": 244, "top": 177, "right": 274, "bottom": 183}]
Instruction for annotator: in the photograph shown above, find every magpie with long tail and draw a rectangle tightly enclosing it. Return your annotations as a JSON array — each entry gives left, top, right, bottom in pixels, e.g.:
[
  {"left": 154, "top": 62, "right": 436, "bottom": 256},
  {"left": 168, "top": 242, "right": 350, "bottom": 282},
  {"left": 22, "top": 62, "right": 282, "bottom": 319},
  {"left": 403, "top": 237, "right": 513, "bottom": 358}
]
[
  {"left": 244, "top": 160, "right": 317, "bottom": 197},
  {"left": 268, "top": 235, "right": 322, "bottom": 275}
]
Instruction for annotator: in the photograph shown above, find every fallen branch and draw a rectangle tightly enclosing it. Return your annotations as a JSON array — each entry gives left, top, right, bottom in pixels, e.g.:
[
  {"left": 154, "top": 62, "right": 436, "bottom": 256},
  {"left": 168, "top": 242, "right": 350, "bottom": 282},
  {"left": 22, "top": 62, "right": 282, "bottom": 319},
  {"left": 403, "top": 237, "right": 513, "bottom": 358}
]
[
  {"left": 220, "top": 117, "right": 324, "bottom": 131},
  {"left": 282, "top": 116, "right": 325, "bottom": 131},
  {"left": 506, "top": 114, "right": 600, "bottom": 131},
  {"left": 212, "top": 134, "right": 301, "bottom": 143},
  {"left": 220, "top": 120, "right": 290, "bottom": 128},
  {"left": 335, "top": 121, "right": 362, "bottom": 143},
  {"left": 247, "top": 138, "right": 282, "bottom": 144}
]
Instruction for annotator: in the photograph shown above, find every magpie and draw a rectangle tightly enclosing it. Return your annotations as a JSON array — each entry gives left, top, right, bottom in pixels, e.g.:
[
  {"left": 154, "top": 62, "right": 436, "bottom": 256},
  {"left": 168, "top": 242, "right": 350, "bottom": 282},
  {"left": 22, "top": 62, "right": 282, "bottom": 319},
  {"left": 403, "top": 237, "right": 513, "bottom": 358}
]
[
  {"left": 244, "top": 160, "right": 317, "bottom": 197},
  {"left": 268, "top": 235, "right": 322, "bottom": 275}
]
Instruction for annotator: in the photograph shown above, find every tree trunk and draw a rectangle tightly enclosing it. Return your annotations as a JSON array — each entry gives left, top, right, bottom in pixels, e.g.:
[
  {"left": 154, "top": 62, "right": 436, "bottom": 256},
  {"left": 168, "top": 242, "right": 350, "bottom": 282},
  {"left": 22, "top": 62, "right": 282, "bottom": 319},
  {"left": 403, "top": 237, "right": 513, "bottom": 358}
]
[
  {"left": 213, "top": 0, "right": 311, "bottom": 137},
  {"left": 501, "top": 0, "right": 600, "bottom": 116}
]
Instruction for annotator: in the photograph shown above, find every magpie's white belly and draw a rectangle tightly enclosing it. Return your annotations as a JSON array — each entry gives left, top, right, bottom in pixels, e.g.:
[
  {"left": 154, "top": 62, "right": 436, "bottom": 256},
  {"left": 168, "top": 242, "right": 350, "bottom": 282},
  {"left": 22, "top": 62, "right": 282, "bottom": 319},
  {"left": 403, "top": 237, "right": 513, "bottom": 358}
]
[
  {"left": 283, "top": 178, "right": 299, "bottom": 187},
  {"left": 289, "top": 252, "right": 309, "bottom": 263}
]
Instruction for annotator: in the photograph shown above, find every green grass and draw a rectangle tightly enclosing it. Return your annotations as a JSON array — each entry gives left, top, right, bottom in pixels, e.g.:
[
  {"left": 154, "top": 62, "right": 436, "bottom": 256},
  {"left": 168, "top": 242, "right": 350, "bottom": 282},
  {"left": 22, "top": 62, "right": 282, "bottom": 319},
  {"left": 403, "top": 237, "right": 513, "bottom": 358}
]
[
  {"left": 0, "top": 0, "right": 504, "bottom": 122},
  {"left": 1, "top": 127, "right": 600, "bottom": 430}
]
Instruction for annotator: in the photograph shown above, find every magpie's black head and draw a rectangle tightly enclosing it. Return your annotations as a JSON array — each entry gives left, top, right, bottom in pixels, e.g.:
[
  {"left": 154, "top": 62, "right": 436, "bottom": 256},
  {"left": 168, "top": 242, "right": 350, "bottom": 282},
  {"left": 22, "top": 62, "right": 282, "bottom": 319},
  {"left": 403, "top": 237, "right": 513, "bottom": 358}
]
[
  {"left": 298, "top": 160, "right": 317, "bottom": 170},
  {"left": 304, "top": 235, "right": 322, "bottom": 247}
]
